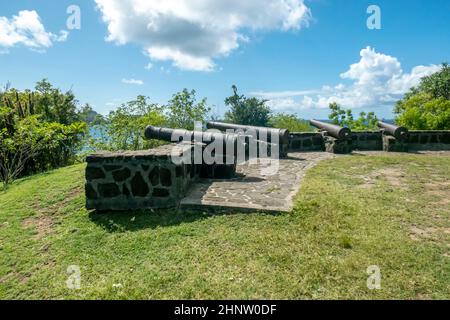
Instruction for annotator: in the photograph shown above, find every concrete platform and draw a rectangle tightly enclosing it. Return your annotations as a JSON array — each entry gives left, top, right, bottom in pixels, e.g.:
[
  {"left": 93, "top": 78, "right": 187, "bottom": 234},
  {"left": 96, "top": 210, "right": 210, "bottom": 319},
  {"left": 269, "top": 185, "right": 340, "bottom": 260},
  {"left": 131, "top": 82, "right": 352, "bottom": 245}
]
[{"left": 180, "top": 152, "right": 334, "bottom": 213}]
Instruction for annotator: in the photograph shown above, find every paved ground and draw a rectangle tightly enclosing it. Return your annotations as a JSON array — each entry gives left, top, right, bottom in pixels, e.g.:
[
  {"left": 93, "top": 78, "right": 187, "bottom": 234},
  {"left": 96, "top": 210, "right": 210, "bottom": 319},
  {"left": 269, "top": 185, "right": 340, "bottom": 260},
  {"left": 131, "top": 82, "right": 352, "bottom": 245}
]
[{"left": 180, "top": 152, "right": 335, "bottom": 213}]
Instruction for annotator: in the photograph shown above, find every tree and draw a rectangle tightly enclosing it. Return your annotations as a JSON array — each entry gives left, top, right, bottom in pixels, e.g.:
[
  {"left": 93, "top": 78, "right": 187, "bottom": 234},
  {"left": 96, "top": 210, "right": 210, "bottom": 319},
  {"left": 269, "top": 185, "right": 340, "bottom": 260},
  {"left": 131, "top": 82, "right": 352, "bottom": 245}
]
[
  {"left": 0, "top": 115, "right": 86, "bottom": 188},
  {"left": 166, "top": 89, "right": 210, "bottom": 130},
  {"left": 34, "top": 79, "right": 80, "bottom": 125},
  {"left": 416, "top": 63, "right": 450, "bottom": 100},
  {"left": 328, "top": 102, "right": 378, "bottom": 130},
  {"left": 224, "top": 85, "right": 271, "bottom": 126},
  {"left": 0, "top": 80, "right": 87, "bottom": 186},
  {"left": 88, "top": 90, "right": 211, "bottom": 152},
  {"left": 269, "top": 113, "right": 313, "bottom": 132},
  {"left": 395, "top": 93, "right": 450, "bottom": 130},
  {"left": 89, "top": 96, "right": 167, "bottom": 151},
  {"left": 394, "top": 63, "right": 450, "bottom": 130},
  {"left": 0, "top": 117, "right": 44, "bottom": 188}
]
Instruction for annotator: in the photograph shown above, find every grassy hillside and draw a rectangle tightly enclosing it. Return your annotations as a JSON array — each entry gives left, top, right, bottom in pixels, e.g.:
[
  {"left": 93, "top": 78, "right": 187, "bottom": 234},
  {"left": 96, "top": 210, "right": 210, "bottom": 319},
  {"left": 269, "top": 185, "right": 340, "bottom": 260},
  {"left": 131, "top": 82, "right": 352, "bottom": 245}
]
[{"left": 0, "top": 153, "right": 449, "bottom": 299}]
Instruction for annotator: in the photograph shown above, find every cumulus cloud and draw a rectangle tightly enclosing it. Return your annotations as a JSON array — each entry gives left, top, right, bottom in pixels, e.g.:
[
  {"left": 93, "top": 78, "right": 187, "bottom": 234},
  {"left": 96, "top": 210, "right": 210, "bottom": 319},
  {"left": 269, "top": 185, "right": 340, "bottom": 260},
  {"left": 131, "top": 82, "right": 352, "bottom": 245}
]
[
  {"left": 251, "top": 47, "right": 441, "bottom": 113},
  {"left": 95, "top": 0, "right": 311, "bottom": 71},
  {"left": 0, "top": 10, "right": 69, "bottom": 51},
  {"left": 122, "top": 78, "right": 144, "bottom": 85}
]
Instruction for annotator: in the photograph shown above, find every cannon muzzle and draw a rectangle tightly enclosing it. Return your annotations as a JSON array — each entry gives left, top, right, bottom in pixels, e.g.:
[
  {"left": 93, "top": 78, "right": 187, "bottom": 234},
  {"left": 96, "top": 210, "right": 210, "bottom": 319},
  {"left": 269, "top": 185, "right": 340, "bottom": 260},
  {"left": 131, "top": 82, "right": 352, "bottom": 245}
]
[
  {"left": 377, "top": 122, "right": 409, "bottom": 141},
  {"left": 310, "top": 119, "right": 351, "bottom": 140}
]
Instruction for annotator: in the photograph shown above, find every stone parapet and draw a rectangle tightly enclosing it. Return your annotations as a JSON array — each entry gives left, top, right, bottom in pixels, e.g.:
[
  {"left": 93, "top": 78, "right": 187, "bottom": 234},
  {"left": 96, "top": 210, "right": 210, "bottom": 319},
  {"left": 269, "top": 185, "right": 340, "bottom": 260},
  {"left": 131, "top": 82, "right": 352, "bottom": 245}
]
[{"left": 86, "top": 144, "right": 198, "bottom": 211}]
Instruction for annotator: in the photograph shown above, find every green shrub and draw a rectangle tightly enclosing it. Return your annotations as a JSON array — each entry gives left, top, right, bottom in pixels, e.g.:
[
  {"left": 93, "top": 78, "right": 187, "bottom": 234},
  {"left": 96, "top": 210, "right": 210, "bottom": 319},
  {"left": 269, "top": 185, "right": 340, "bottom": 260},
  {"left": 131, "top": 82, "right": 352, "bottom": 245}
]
[
  {"left": 328, "top": 102, "right": 379, "bottom": 130},
  {"left": 0, "top": 80, "right": 87, "bottom": 186},
  {"left": 394, "top": 63, "right": 450, "bottom": 130},
  {"left": 269, "top": 113, "right": 313, "bottom": 132}
]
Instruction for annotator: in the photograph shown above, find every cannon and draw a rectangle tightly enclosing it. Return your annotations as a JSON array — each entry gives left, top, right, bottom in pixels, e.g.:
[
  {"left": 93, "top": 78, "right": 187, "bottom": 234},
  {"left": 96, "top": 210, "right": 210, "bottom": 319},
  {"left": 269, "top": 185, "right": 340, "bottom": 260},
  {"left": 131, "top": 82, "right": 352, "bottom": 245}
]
[
  {"left": 310, "top": 119, "right": 352, "bottom": 140},
  {"left": 206, "top": 121, "right": 289, "bottom": 158},
  {"left": 377, "top": 121, "right": 409, "bottom": 141},
  {"left": 145, "top": 126, "right": 243, "bottom": 179},
  {"left": 145, "top": 125, "right": 284, "bottom": 160},
  {"left": 206, "top": 121, "right": 290, "bottom": 144},
  {"left": 145, "top": 125, "right": 241, "bottom": 147}
]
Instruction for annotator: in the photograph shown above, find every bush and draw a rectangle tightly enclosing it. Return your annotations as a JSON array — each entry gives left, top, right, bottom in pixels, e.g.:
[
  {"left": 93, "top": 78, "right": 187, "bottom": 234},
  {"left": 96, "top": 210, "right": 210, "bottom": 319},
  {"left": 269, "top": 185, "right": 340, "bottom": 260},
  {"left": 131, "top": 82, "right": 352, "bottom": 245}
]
[
  {"left": 0, "top": 81, "right": 87, "bottom": 186},
  {"left": 88, "top": 96, "right": 166, "bottom": 151},
  {"left": 328, "top": 102, "right": 378, "bottom": 130},
  {"left": 395, "top": 93, "right": 450, "bottom": 130},
  {"left": 269, "top": 113, "right": 313, "bottom": 132},
  {"left": 394, "top": 63, "right": 450, "bottom": 130}
]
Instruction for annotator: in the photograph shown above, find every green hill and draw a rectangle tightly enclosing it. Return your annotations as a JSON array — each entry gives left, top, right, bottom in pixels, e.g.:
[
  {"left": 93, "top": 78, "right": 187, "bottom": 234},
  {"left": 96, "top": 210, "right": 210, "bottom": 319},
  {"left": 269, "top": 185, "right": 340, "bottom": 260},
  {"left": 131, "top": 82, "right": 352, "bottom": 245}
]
[{"left": 0, "top": 154, "right": 449, "bottom": 299}]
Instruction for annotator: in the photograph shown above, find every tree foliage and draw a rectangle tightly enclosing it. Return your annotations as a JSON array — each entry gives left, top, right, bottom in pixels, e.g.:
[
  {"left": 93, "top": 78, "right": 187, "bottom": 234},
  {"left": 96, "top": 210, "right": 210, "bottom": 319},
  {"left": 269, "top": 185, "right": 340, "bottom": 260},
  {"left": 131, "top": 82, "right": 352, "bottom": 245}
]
[
  {"left": 89, "top": 96, "right": 167, "bottom": 151},
  {"left": 415, "top": 63, "right": 450, "bottom": 100},
  {"left": 166, "top": 89, "right": 210, "bottom": 130},
  {"left": 395, "top": 93, "right": 450, "bottom": 130},
  {"left": 0, "top": 80, "right": 87, "bottom": 187},
  {"left": 269, "top": 113, "right": 313, "bottom": 132},
  {"left": 328, "top": 102, "right": 379, "bottom": 130},
  {"left": 224, "top": 85, "right": 271, "bottom": 126},
  {"left": 89, "top": 89, "right": 210, "bottom": 151},
  {"left": 395, "top": 63, "right": 450, "bottom": 130}
]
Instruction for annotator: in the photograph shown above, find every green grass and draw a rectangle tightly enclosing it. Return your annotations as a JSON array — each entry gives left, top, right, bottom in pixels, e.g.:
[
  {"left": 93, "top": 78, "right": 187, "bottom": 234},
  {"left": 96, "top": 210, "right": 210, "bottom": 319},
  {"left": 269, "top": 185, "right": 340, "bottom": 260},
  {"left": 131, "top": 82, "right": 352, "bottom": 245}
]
[{"left": 0, "top": 153, "right": 449, "bottom": 299}]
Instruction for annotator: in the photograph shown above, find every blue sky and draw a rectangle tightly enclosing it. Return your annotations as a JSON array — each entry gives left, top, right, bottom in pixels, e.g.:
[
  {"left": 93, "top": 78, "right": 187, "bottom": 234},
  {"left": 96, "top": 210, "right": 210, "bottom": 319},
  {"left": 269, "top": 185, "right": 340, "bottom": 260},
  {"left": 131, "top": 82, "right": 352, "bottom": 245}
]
[{"left": 1, "top": 0, "right": 449, "bottom": 119}]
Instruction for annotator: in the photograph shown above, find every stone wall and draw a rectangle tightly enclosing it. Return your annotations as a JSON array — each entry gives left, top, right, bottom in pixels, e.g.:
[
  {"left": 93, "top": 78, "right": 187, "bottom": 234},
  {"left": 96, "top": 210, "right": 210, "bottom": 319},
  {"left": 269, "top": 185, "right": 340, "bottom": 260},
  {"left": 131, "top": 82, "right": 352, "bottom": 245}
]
[
  {"left": 351, "top": 131, "right": 383, "bottom": 151},
  {"left": 289, "top": 131, "right": 375, "bottom": 153},
  {"left": 288, "top": 130, "right": 450, "bottom": 152},
  {"left": 288, "top": 133, "right": 324, "bottom": 152},
  {"left": 86, "top": 144, "right": 198, "bottom": 211},
  {"left": 407, "top": 131, "right": 450, "bottom": 151}
]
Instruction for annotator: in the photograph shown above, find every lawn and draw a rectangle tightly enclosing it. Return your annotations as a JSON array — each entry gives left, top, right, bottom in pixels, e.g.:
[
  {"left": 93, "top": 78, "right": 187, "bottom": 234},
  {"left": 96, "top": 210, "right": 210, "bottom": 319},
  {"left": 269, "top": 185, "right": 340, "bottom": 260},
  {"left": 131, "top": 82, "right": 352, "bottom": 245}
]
[{"left": 0, "top": 153, "right": 449, "bottom": 299}]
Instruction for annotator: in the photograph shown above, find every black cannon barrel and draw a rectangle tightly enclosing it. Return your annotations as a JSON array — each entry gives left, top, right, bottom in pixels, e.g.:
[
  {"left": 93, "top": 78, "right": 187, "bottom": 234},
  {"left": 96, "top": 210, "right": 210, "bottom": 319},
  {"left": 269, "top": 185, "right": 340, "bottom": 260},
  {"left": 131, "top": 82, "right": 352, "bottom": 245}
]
[
  {"left": 206, "top": 121, "right": 290, "bottom": 144},
  {"left": 145, "top": 125, "right": 286, "bottom": 160},
  {"left": 145, "top": 125, "right": 241, "bottom": 146},
  {"left": 377, "top": 122, "right": 409, "bottom": 141},
  {"left": 310, "top": 119, "right": 351, "bottom": 140}
]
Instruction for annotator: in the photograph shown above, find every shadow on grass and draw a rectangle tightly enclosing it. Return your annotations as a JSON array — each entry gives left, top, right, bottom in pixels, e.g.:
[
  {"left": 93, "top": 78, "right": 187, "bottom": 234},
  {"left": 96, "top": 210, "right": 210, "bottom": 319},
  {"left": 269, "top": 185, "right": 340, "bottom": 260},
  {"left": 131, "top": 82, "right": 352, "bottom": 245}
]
[
  {"left": 88, "top": 207, "right": 280, "bottom": 233},
  {"left": 88, "top": 208, "right": 209, "bottom": 232}
]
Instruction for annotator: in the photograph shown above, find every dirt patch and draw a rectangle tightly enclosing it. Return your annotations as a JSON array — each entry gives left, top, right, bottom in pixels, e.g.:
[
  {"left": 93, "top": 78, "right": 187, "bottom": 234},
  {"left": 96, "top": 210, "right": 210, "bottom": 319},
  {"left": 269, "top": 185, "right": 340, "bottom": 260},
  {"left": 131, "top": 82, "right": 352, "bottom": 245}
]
[
  {"left": 22, "top": 215, "right": 54, "bottom": 239},
  {"left": 60, "top": 186, "right": 83, "bottom": 206},
  {"left": 31, "top": 186, "right": 82, "bottom": 214},
  {"left": 0, "top": 270, "right": 32, "bottom": 285},
  {"left": 424, "top": 181, "right": 450, "bottom": 205},
  {"left": 409, "top": 226, "right": 450, "bottom": 241},
  {"left": 359, "top": 168, "right": 406, "bottom": 189}
]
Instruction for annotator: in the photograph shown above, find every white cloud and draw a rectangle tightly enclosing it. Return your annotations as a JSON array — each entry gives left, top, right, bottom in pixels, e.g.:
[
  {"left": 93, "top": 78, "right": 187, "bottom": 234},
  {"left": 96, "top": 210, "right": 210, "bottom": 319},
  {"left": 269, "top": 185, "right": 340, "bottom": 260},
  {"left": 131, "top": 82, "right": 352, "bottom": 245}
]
[
  {"left": 144, "top": 62, "right": 153, "bottom": 70},
  {"left": 0, "top": 10, "right": 69, "bottom": 51},
  {"left": 122, "top": 78, "right": 144, "bottom": 85},
  {"left": 95, "top": 0, "right": 311, "bottom": 71},
  {"left": 251, "top": 47, "right": 441, "bottom": 113}
]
